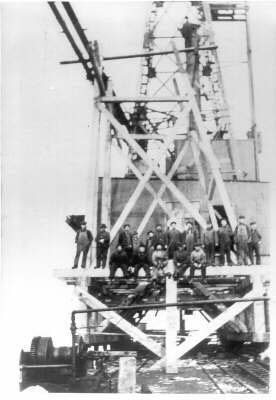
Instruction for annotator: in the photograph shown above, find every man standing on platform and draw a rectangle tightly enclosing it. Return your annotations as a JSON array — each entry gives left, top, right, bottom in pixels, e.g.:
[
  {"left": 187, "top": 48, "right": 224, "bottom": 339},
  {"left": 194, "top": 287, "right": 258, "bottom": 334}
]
[
  {"left": 166, "top": 221, "right": 182, "bottom": 259},
  {"left": 183, "top": 221, "right": 199, "bottom": 255},
  {"left": 95, "top": 223, "right": 110, "bottom": 269},
  {"left": 218, "top": 219, "right": 232, "bottom": 266},
  {"left": 248, "top": 221, "right": 262, "bottom": 265},
  {"left": 234, "top": 216, "right": 250, "bottom": 265},
  {"left": 73, "top": 221, "right": 93, "bottom": 269},
  {"left": 202, "top": 221, "right": 216, "bottom": 266},
  {"left": 118, "top": 224, "right": 133, "bottom": 261},
  {"left": 152, "top": 224, "right": 168, "bottom": 250}
]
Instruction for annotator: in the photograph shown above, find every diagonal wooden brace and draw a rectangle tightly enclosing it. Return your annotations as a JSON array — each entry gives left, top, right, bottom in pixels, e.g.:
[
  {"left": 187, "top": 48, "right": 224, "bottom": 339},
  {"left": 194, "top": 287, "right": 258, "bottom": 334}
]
[{"left": 75, "top": 287, "right": 163, "bottom": 357}]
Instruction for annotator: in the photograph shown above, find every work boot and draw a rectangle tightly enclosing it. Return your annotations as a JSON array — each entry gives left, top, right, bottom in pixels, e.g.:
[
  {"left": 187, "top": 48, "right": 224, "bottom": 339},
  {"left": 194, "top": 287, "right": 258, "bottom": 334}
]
[{"left": 72, "top": 266, "right": 77, "bottom": 269}]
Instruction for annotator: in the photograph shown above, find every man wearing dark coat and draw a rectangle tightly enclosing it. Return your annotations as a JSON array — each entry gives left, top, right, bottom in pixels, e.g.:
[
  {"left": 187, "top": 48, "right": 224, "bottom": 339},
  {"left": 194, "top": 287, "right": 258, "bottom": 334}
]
[
  {"left": 95, "top": 223, "right": 110, "bottom": 269},
  {"left": 118, "top": 224, "right": 133, "bottom": 260},
  {"left": 109, "top": 244, "right": 129, "bottom": 279},
  {"left": 166, "top": 221, "right": 182, "bottom": 259}
]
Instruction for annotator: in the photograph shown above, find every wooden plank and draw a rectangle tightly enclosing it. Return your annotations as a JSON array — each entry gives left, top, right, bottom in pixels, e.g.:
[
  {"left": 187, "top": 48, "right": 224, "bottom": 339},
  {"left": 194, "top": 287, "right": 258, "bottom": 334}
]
[
  {"left": 150, "top": 289, "right": 260, "bottom": 370},
  {"left": 75, "top": 287, "right": 163, "bottom": 357},
  {"left": 100, "top": 106, "right": 206, "bottom": 229}
]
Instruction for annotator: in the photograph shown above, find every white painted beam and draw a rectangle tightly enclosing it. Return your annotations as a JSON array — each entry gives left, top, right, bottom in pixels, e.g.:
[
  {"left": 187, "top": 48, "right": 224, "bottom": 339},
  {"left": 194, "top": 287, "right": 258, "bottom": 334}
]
[{"left": 165, "top": 270, "right": 178, "bottom": 373}]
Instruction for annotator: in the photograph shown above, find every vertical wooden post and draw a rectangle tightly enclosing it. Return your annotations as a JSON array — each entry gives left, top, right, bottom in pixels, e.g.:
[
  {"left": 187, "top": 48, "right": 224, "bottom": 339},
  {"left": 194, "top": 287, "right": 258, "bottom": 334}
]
[
  {"left": 101, "top": 79, "right": 113, "bottom": 229},
  {"left": 165, "top": 261, "right": 178, "bottom": 374},
  {"left": 118, "top": 356, "right": 136, "bottom": 393}
]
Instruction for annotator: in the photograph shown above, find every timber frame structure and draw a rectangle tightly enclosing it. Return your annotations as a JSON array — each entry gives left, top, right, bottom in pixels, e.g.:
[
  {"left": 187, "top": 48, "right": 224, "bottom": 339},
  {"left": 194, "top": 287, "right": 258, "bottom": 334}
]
[{"left": 50, "top": 1, "right": 269, "bottom": 374}]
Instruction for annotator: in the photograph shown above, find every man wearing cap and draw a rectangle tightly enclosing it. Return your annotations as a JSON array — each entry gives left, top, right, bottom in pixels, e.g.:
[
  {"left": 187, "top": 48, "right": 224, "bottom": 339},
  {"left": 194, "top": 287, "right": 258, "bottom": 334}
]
[
  {"left": 202, "top": 221, "right": 216, "bottom": 266},
  {"left": 183, "top": 221, "right": 199, "bottom": 255},
  {"left": 166, "top": 221, "right": 182, "bottom": 259},
  {"left": 234, "top": 216, "right": 250, "bottom": 265},
  {"left": 218, "top": 219, "right": 233, "bottom": 266},
  {"left": 248, "top": 221, "right": 262, "bottom": 265},
  {"left": 73, "top": 221, "right": 93, "bottom": 269},
  {"left": 152, "top": 224, "right": 168, "bottom": 250},
  {"left": 95, "top": 223, "right": 110, "bottom": 269}
]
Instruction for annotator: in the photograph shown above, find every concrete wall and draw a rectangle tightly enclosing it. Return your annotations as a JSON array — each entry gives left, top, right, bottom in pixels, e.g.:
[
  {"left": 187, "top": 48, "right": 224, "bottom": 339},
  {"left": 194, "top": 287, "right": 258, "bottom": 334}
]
[{"left": 98, "top": 178, "right": 270, "bottom": 255}]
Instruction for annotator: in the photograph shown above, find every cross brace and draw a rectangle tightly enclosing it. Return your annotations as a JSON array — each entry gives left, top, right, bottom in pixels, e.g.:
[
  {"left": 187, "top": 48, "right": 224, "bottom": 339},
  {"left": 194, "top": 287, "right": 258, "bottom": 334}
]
[
  {"left": 76, "top": 287, "right": 163, "bottom": 357},
  {"left": 150, "top": 288, "right": 260, "bottom": 370}
]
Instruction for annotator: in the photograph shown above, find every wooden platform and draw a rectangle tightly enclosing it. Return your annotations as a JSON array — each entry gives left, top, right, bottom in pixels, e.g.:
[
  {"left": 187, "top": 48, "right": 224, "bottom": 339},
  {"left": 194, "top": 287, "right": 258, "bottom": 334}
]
[{"left": 54, "top": 265, "right": 270, "bottom": 281}]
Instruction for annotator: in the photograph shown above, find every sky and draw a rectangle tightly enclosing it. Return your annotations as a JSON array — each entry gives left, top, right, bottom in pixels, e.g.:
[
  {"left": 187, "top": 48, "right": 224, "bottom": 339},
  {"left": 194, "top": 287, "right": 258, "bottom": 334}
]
[{"left": 1, "top": 1, "right": 276, "bottom": 394}]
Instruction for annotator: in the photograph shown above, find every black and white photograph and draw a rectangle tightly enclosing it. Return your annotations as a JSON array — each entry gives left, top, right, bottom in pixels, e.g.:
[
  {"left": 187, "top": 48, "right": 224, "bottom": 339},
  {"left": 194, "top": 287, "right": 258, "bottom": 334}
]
[{"left": 1, "top": 0, "right": 275, "bottom": 395}]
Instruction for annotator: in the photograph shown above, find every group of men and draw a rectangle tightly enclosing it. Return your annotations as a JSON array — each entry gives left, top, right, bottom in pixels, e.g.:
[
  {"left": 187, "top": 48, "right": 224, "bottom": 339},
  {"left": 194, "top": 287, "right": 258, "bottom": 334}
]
[{"left": 72, "top": 216, "right": 262, "bottom": 280}]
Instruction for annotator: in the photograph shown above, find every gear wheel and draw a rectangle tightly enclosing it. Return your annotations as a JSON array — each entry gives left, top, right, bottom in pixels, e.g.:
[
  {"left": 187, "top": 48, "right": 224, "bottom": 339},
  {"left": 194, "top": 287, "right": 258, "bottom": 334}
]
[{"left": 30, "top": 336, "right": 54, "bottom": 364}]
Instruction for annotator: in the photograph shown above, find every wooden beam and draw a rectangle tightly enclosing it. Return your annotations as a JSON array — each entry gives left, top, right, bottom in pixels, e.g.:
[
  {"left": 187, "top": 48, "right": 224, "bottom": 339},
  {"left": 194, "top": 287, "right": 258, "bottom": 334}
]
[
  {"left": 100, "top": 106, "right": 207, "bottom": 229},
  {"left": 101, "top": 81, "right": 113, "bottom": 229},
  {"left": 150, "top": 289, "right": 260, "bottom": 370},
  {"left": 191, "top": 135, "right": 218, "bottom": 230},
  {"left": 99, "top": 96, "right": 188, "bottom": 103},
  {"left": 137, "top": 140, "right": 190, "bottom": 236},
  {"left": 76, "top": 287, "right": 163, "bottom": 357}
]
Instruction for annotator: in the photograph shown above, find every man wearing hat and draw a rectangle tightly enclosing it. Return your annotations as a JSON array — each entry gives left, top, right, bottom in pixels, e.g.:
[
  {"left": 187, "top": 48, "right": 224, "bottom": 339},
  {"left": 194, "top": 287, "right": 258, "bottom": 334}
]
[
  {"left": 73, "top": 220, "right": 93, "bottom": 269},
  {"left": 166, "top": 221, "right": 182, "bottom": 259},
  {"left": 234, "top": 216, "right": 250, "bottom": 265},
  {"left": 248, "top": 221, "right": 262, "bottom": 265},
  {"left": 152, "top": 224, "right": 168, "bottom": 250},
  {"left": 95, "top": 223, "right": 110, "bottom": 269},
  {"left": 118, "top": 224, "right": 133, "bottom": 260}
]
